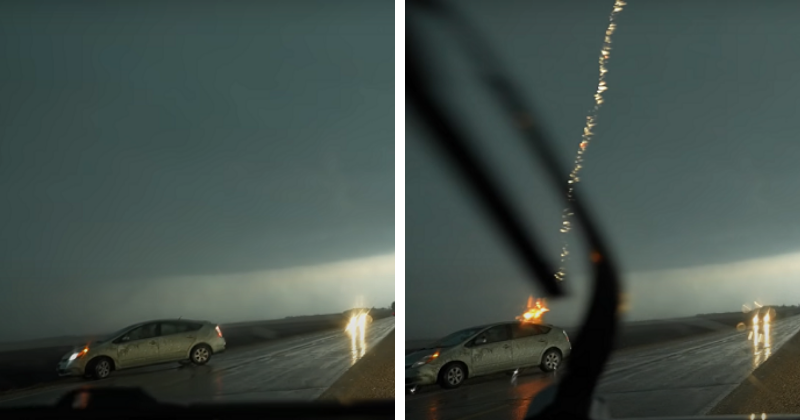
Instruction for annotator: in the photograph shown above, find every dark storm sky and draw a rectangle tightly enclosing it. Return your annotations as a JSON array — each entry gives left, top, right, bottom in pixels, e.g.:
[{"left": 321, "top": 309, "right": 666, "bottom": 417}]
[
  {"left": 407, "top": 0, "right": 800, "bottom": 339},
  {"left": 0, "top": 1, "right": 394, "bottom": 341}
]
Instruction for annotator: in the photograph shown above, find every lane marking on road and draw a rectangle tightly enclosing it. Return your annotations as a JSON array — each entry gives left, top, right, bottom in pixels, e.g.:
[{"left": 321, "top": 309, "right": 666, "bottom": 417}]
[{"left": 602, "top": 316, "right": 800, "bottom": 378}]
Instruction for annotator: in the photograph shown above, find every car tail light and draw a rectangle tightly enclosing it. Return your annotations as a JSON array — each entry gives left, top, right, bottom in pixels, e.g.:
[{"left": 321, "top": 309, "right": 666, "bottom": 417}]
[
  {"left": 216, "top": 326, "right": 223, "bottom": 337},
  {"left": 563, "top": 330, "right": 570, "bottom": 342}
]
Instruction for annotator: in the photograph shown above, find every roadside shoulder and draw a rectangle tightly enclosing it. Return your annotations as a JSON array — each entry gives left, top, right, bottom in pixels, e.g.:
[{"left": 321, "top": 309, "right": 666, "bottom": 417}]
[
  {"left": 709, "top": 327, "right": 800, "bottom": 414},
  {"left": 318, "top": 330, "right": 395, "bottom": 403}
]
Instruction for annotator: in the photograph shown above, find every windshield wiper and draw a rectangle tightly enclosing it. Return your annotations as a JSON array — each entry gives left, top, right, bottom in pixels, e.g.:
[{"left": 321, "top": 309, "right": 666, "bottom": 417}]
[{"left": 407, "top": 1, "right": 622, "bottom": 419}]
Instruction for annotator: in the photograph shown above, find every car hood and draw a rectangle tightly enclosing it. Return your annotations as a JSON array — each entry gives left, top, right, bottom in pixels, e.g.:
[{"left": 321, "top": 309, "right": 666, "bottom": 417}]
[
  {"left": 61, "top": 346, "right": 83, "bottom": 359},
  {"left": 405, "top": 348, "right": 440, "bottom": 368},
  {"left": 63, "top": 340, "right": 110, "bottom": 356}
]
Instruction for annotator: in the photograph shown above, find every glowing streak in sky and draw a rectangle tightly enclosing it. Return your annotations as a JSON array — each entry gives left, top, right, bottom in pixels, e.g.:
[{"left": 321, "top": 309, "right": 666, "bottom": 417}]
[{"left": 555, "top": 0, "right": 628, "bottom": 282}]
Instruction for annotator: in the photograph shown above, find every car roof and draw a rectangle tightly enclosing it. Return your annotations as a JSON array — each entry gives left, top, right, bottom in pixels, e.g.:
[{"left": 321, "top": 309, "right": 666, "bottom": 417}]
[
  {"left": 125, "top": 319, "right": 210, "bottom": 328},
  {"left": 469, "top": 321, "right": 558, "bottom": 331}
]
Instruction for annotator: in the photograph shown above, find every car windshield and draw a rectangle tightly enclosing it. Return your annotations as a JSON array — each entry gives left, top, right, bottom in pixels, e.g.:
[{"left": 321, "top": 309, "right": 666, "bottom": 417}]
[
  {"left": 431, "top": 327, "right": 486, "bottom": 348},
  {"left": 99, "top": 326, "right": 136, "bottom": 343},
  {"left": 407, "top": 0, "right": 800, "bottom": 418},
  {"left": 0, "top": 0, "right": 394, "bottom": 408}
]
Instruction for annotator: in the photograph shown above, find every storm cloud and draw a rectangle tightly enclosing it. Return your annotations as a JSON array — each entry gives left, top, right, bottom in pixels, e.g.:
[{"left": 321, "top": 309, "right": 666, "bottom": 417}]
[
  {"left": 0, "top": 0, "right": 394, "bottom": 341},
  {"left": 407, "top": 0, "right": 800, "bottom": 339}
]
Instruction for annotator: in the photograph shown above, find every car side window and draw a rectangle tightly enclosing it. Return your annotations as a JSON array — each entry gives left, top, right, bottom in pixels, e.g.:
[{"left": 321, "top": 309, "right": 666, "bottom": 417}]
[
  {"left": 478, "top": 325, "right": 511, "bottom": 344},
  {"left": 162, "top": 322, "right": 199, "bottom": 335},
  {"left": 126, "top": 323, "right": 158, "bottom": 341},
  {"left": 160, "top": 322, "right": 184, "bottom": 336},
  {"left": 512, "top": 323, "right": 540, "bottom": 339},
  {"left": 512, "top": 323, "right": 552, "bottom": 338}
]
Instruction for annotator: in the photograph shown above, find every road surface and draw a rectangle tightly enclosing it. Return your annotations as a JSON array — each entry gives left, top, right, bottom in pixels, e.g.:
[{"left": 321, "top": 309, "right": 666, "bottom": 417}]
[
  {"left": 0, "top": 314, "right": 352, "bottom": 392},
  {"left": 405, "top": 315, "right": 800, "bottom": 420},
  {"left": 0, "top": 317, "right": 394, "bottom": 407}
]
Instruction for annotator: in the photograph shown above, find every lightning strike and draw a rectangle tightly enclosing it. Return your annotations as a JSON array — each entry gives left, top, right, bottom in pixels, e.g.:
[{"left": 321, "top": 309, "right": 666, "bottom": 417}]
[{"left": 555, "top": 0, "right": 628, "bottom": 282}]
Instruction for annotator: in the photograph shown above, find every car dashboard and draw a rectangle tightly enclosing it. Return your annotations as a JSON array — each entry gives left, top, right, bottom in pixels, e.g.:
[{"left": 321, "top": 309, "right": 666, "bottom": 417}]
[{"left": 0, "top": 387, "right": 394, "bottom": 420}]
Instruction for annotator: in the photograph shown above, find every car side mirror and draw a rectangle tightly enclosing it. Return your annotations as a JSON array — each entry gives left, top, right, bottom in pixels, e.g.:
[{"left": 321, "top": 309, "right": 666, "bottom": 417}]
[
  {"left": 475, "top": 336, "right": 488, "bottom": 345},
  {"left": 120, "top": 336, "right": 130, "bottom": 342}
]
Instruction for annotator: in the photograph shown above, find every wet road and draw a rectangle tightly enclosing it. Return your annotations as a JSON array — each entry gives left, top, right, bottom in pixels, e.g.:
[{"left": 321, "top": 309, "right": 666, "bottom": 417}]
[
  {"left": 0, "top": 317, "right": 394, "bottom": 407},
  {"left": 405, "top": 315, "right": 800, "bottom": 420}
]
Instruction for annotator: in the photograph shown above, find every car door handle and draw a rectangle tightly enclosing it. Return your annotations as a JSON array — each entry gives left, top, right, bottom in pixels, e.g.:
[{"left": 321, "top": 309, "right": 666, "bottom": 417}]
[
  {"left": 538, "top": 339, "right": 546, "bottom": 342},
  {"left": 149, "top": 340, "right": 157, "bottom": 345},
  {"left": 503, "top": 344, "right": 511, "bottom": 349}
]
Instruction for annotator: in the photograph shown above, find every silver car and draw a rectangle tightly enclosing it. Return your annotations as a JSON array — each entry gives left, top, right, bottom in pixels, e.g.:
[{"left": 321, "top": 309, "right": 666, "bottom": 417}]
[
  {"left": 405, "top": 321, "right": 572, "bottom": 389},
  {"left": 57, "top": 319, "right": 227, "bottom": 380}
]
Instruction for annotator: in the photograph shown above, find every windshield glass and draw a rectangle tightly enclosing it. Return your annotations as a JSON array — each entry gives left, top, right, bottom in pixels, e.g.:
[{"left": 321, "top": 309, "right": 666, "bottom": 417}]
[
  {"left": 407, "top": 0, "right": 800, "bottom": 418},
  {"left": 431, "top": 327, "right": 486, "bottom": 348},
  {"left": 99, "top": 326, "right": 136, "bottom": 343},
  {"left": 0, "top": 0, "right": 394, "bottom": 408}
]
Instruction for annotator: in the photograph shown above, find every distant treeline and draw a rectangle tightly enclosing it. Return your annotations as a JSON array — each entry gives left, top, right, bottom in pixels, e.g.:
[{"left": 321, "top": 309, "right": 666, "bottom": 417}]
[
  {"left": 282, "top": 314, "right": 340, "bottom": 320},
  {"left": 696, "top": 304, "right": 800, "bottom": 317},
  {"left": 281, "top": 305, "right": 394, "bottom": 321},
  {"left": 342, "top": 306, "right": 394, "bottom": 320},
  {"left": 695, "top": 305, "right": 800, "bottom": 328}
]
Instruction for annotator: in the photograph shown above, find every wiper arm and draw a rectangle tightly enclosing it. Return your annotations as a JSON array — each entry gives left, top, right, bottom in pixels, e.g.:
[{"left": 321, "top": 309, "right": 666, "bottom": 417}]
[
  {"left": 407, "top": 22, "right": 562, "bottom": 297},
  {"left": 407, "top": 1, "right": 622, "bottom": 419}
]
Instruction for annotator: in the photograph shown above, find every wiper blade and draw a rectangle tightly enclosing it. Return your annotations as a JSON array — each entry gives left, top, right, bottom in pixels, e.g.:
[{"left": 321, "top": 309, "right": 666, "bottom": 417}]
[
  {"left": 406, "top": 25, "right": 562, "bottom": 297},
  {"left": 407, "top": 1, "right": 622, "bottom": 419}
]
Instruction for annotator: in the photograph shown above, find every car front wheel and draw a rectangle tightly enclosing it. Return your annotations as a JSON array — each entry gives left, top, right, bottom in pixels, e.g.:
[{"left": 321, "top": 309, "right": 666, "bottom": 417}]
[
  {"left": 87, "top": 357, "right": 113, "bottom": 380},
  {"left": 438, "top": 362, "right": 467, "bottom": 389}
]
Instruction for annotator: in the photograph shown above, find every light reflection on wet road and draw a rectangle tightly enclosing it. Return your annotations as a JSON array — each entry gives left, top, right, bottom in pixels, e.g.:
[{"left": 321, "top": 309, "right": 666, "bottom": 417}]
[
  {"left": 0, "top": 318, "right": 394, "bottom": 407},
  {"left": 750, "top": 310, "right": 772, "bottom": 370},
  {"left": 405, "top": 315, "right": 800, "bottom": 420},
  {"left": 348, "top": 314, "right": 368, "bottom": 366}
]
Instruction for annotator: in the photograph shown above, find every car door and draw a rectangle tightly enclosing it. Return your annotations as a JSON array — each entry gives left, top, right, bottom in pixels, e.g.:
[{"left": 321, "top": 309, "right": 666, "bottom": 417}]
[
  {"left": 511, "top": 323, "right": 549, "bottom": 368},
  {"left": 469, "top": 324, "right": 514, "bottom": 376},
  {"left": 158, "top": 321, "right": 198, "bottom": 361},
  {"left": 115, "top": 323, "right": 160, "bottom": 368}
]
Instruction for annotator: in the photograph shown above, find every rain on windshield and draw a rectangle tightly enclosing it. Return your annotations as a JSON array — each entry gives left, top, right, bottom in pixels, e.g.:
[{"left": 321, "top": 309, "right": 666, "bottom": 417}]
[{"left": 406, "top": 0, "right": 800, "bottom": 418}]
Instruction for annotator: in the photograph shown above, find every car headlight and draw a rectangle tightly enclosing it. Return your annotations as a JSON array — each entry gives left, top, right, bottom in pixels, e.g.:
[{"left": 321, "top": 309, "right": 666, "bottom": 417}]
[
  {"left": 68, "top": 347, "right": 90, "bottom": 361},
  {"left": 411, "top": 351, "right": 440, "bottom": 368}
]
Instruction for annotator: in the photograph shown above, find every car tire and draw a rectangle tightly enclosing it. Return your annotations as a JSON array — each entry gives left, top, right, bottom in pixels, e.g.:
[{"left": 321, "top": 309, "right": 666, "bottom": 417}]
[
  {"left": 438, "top": 362, "right": 467, "bottom": 389},
  {"left": 540, "top": 348, "right": 562, "bottom": 372},
  {"left": 87, "top": 357, "right": 113, "bottom": 380},
  {"left": 190, "top": 344, "right": 212, "bottom": 365}
]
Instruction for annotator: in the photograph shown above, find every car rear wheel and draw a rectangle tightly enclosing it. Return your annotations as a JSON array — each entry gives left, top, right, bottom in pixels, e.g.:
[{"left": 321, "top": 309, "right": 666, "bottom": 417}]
[
  {"left": 540, "top": 348, "right": 562, "bottom": 372},
  {"left": 190, "top": 344, "right": 212, "bottom": 365},
  {"left": 87, "top": 357, "right": 113, "bottom": 380},
  {"left": 438, "top": 362, "right": 467, "bottom": 389}
]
